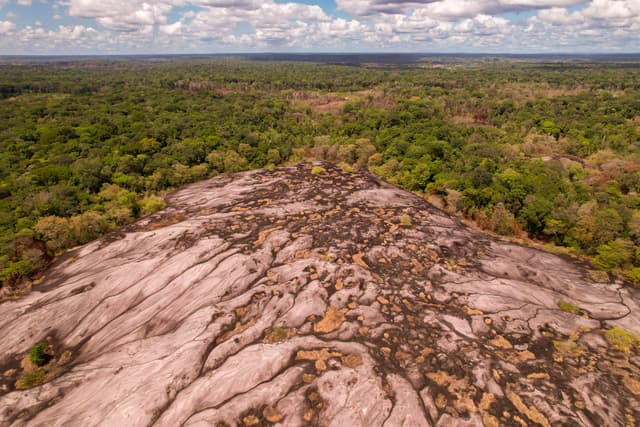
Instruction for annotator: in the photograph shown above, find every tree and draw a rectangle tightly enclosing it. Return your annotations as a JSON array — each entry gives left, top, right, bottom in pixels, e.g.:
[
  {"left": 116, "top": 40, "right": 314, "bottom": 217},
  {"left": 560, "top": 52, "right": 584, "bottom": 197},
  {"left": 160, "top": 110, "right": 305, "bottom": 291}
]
[
  {"left": 71, "top": 158, "right": 104, "bottom": 192},
  {"left": 266, "top": 148, "right": 281, "bottom": 165},
  {"left": 99, "top": 184, "right": 138, "bottom": 224},
  {"left": 139, "top": 195, "right": 167, "bottom": 216},
  {"left": 69, "top": 212, "right": 108, "bottom": 245},
  {"left": 489, "top": 203, "right": 516, "bottom": 236},
  {"left": 539, "top": 119, "right": 561, "bottom": 139},
  {"left": 207, "top": 150, "right": 226, "bottom": 173},
  {"left": 223, "top": 150, "right": 248, "bottom": 173},
  {"left": 520, "top": 196, "right": 554, "bottom": 235},
  {"left": 34, "top": 216, "right": 72, "bottom": 252},
  {"left": 0, "top": 260, "right": 35, "bottom": 283},
  {"left": 595, "top": 239, "right": 634, "bottom": 270},
  {"left": 355, "top": 139, "right": 376, "bottom": 168},
  {"left": 593, "top": 208, "right": 625, "bottom": 247}
]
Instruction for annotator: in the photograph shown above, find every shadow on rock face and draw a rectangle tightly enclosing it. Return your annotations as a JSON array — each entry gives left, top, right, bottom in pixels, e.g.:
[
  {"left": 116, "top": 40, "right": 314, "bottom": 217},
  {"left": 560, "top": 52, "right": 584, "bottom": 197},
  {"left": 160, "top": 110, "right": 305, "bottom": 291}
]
[{"left": 0, "top": 163, "right": 639, "bottom": 427}]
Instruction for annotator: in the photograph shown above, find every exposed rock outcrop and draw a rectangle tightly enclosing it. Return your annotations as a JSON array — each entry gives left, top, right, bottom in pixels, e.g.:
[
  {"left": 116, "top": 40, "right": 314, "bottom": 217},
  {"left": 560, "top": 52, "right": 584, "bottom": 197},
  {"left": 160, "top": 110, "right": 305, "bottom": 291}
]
[{"left": 0, "top": 163, "right": 638, "bottom": 426}]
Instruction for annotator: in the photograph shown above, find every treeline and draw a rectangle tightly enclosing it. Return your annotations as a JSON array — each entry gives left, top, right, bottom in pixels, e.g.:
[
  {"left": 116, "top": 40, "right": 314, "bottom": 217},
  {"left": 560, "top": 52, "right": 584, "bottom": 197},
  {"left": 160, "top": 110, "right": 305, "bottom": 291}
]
[{"left": 1, "top": 58, "right": 640, "bottom": 291}]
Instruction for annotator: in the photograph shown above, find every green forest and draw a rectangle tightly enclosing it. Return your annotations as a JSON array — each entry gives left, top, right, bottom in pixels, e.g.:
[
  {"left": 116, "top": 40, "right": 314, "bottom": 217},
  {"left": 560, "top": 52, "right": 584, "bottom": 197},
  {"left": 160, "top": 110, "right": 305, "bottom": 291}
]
[{"left": 1, "top": 57, "right": 640, "bottom": 293}]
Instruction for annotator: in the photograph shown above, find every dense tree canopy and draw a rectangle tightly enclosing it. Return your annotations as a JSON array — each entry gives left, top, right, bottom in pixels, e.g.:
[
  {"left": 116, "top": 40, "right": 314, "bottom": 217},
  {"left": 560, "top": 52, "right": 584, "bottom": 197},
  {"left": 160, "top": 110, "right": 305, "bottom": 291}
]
[{"left": 1, "top": 57, "right": 640, "bottom": 291}]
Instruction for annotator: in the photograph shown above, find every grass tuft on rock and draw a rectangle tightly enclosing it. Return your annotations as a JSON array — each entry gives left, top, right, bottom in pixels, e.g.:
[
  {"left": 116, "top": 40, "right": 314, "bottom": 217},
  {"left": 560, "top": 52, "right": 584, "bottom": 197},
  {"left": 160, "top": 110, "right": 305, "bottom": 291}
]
[
  {"left": 311, "top": 166, "right": 327, "bottom": 176},
  {"left": 558, "top": 301, "right": 580, "bottom": 314},
  {"left": 604, "top": 328, "right": 639, "bottom": 351},
  {"left": 29, "top": 343, "right": 51, "bottom": 367},
  {"left": 16, "top": 368, "right": 48, "bottom": 389},
  {"left": 264, "top": 326, "right": 294, "bottom": 344}
]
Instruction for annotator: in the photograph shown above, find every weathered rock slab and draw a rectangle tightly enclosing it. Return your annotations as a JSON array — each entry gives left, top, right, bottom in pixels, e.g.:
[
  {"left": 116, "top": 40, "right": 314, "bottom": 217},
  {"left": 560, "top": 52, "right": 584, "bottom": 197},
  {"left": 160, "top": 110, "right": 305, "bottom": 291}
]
[{"left": 0, "top": 163, "right": 638, "bottom": 426}]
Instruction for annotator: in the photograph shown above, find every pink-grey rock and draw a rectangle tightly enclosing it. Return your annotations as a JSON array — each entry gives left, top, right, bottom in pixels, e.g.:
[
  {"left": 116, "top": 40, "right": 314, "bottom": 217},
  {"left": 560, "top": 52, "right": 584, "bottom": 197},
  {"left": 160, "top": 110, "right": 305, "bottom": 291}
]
[{"left": 0, "top": 163, "right": 638, "bottom": 426}]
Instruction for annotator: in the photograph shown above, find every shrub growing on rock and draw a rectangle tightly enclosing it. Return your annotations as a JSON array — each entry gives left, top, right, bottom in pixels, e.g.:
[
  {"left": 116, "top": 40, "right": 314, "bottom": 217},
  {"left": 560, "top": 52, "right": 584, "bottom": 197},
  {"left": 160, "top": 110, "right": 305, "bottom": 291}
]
[
  {"left": 29, "top": 343, "right": 51, "bottom": 367},
  {"left": 558, "top": 301, "right": 580, "bottom": 314},
  {"left": 604, "top": 328, "right": 639, "bottom": 351},
  {"left": 311, "top": 166, "right": 327, "bottom": 175},
  {"left": 400, "top": 214, "right": 413, "bottom": 227},
  {"left": 16, "top": 368, "right": 48, "bottom": 389}
]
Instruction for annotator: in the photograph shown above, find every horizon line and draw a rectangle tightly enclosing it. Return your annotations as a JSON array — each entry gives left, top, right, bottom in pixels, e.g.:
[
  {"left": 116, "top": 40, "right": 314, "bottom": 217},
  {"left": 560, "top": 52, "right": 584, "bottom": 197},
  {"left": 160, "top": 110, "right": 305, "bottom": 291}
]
[{"left": 1, "top": 52, "right": 640, "bottom": 57}]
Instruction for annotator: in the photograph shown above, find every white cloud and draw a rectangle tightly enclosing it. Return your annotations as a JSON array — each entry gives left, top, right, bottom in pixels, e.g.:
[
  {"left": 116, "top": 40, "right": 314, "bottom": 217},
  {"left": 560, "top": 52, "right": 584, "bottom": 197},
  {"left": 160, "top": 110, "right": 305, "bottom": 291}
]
[
  {"left": 335, "top": 0, "right": 640, "bottom": 51},
  {"left": 191, "top": 0, "right": 262, "bottom": 9},
  {"left": 159, "top": 1, "right": 330, "bottom": 42},
  {"left": 533, "top": 1, "right": 640, "bottom": 32},
  {"left": 582, "top": 0, "right": 640, "bottom": 22},
  {"left": 159, "top": 20, "right": 182, "bottom": 35},
  {"left": 537, "top": 7, "right": 573, "bottom": 25},
  {"left": 0, "top": 23, "right": 161, "bottom": 54},
  {"left": 335, "top": 0, "right": 585, "bottom": 17},
  {"left": 455, "top": 14, "right": 511, "bottom": 36},
  {"left": 17, "top": 0, "right": 32, "bottom": 6},
  {"left": 68, "top": 0, "right": 178, "bottom": 31},
  {"left": 2, "top": 0, "right": 640, "bottom": 53},
  {"left": 525, "top": 1, "right": 640, "bottom": 51},
  {"left": 318, "top": 18, "right": 369, "bottom": 39},
  {"left": 0, "top": 19, "right": 14, "bottom": 33}
]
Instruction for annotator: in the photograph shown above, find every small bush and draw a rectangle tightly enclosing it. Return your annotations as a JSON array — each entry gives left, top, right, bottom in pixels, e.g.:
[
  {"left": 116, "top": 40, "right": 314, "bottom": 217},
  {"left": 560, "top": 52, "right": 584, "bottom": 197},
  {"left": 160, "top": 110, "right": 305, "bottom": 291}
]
[
  {"left": 338, "top": 162, "right": 353, "bottom": 173},
  {"left": 586, "top": 269, "right": 610, "bottom": 283},
  {"left": 29, "top": 343, "right": 51, "bottom": 367},
  {"left": 604, "top": 328, "right": 639, "bottom": 351},
  {"left": 400, "top": 214, "right": 412, "bottom": 227},
  {"left": 139, "top": 195, "right": 167, "bottom": 216},
  {"left": 311, "top": 166, "right": 327, "bottom": 175},
  {"left": 626, "top": 267, "right": 640, "bottom": 285},
  {"left": 0, "top": 259, "right": 35, "bottom": 283},
  {"left": 558, "top": 301, "right": 580, "bottom": 314},
  {"left": 264, "top": 326, "right": 292, "bottom": 343},
  {"left": 270, "top": 327, "right": 288, "bottom": 342}
]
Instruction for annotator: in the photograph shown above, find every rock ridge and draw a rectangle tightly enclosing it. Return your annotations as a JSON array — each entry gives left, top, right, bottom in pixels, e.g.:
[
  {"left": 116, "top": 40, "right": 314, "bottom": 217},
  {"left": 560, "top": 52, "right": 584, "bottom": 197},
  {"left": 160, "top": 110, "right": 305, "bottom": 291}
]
[{"left": 0, "top": 163, "right": 638, "bottom": 426}]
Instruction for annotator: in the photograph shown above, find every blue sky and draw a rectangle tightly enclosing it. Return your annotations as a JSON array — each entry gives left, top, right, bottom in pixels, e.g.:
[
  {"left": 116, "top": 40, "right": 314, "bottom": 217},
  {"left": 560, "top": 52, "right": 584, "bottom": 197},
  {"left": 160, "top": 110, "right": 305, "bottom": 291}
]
[{"left": 0, "top": 1, "right": 638, "bottom": 54}]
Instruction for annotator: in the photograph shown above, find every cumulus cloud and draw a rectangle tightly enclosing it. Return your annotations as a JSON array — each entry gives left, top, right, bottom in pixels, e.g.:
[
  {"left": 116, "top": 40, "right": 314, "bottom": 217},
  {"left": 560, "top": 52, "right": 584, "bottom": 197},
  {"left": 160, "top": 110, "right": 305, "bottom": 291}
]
[
  {"left": 582, "top": 0, "right": 640, "bottom": 22},
  {"left": 2, "top": 0, "right": 640, "bottom": 53},
  {"left": 335, "top": 0, "right": 585, "bottom": 17},
  {"left": 525, "top": 1, "right": 640, "bottom": 51},
  {"left": 0, "top": 19, "right": 14, "bottom": 33},
  {"left": 1, "top": 24, "right": 96, "bottom": 52},
  {"left": 191, "top": 0, "right": 263, "bottom": 9},
  {"left": 158, "top": 1, "right": 331, "bottom": 45},
  {"left": 68, "top": 0, "right": 178, "bottom": 32},
  {"left": 455, "top": 14, "right": 511, "bottom": 36}
]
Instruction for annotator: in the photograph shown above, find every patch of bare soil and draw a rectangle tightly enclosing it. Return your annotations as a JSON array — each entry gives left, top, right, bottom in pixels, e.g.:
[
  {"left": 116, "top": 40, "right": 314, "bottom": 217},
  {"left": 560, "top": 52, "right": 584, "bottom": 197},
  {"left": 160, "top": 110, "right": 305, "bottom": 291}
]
[{"left": 289, "top": 89, "right": 395, "bottom": 114}]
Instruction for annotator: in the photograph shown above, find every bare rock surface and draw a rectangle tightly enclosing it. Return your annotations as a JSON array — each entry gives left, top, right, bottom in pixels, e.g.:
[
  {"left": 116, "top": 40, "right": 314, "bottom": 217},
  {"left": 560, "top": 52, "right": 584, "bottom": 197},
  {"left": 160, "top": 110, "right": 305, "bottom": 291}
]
[{"left": 1, "top": 163, "right": 639, "bottom": 426}]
